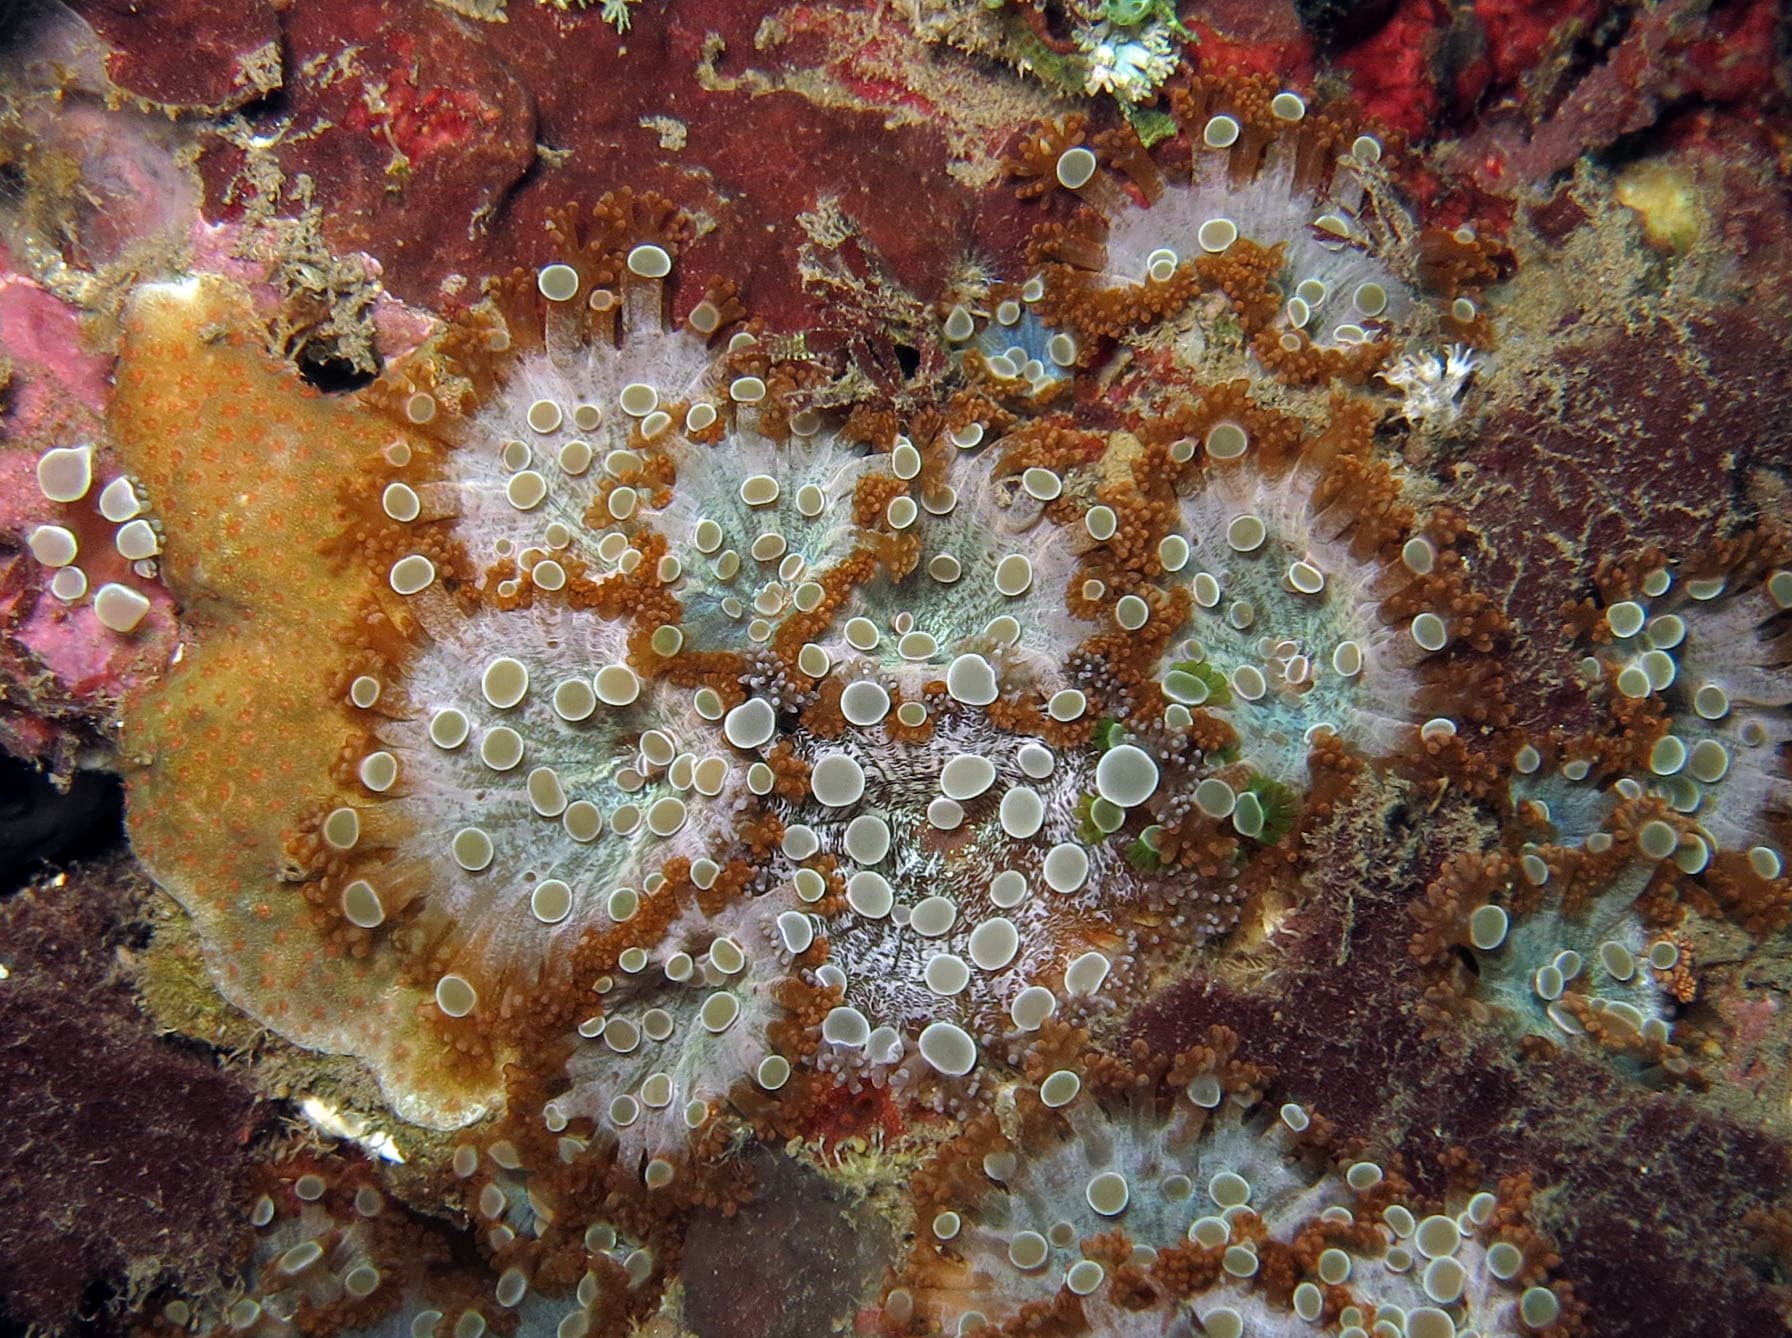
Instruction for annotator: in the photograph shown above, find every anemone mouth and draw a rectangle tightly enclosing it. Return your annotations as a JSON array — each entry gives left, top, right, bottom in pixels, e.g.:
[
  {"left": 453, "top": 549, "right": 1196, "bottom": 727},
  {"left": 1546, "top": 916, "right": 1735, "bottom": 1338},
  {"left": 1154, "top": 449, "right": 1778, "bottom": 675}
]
[
  {"left": 1410, "top": 804, "right": 1701, "bottom": 1084},
  {"left": 1154, "top": 464, "right": 1428, "bottom": 787},
  {"left": 550, "top": 892, "right": 806, "bottom": 1181},
  {"left": 1545, "top": 547, "right": 1792, "bottom": 940},
  {"left": 888, "top": 1034, "right": 1570, "bottom": 1337}
]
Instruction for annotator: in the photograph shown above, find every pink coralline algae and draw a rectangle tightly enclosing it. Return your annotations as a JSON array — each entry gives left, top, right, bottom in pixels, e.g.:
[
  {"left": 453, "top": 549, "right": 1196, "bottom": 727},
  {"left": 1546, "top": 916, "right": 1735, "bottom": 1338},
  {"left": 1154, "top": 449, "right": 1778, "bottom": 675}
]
[
  {"left": 0, "top": 266, "right": 177, "bottom": 768},
  {"left": 1, "top": 1, "right": 1791, "bottom": 1336}
]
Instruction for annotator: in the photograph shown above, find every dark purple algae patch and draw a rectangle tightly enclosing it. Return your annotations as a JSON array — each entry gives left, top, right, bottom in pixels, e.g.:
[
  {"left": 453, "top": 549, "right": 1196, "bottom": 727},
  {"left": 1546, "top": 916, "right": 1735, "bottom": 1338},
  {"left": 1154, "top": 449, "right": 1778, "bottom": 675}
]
[
  {"left": 0, "top": 859, "right": 259, "bottom": 1334},
  {"left": 682, "top": 1145, "right": 898, "bottom": 1338}
]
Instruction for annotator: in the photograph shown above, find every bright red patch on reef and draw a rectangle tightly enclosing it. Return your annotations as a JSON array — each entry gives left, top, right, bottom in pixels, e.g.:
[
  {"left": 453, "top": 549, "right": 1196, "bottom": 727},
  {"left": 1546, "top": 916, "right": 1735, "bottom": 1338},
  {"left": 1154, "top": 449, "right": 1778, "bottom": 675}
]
[
  {"left": 1331, "top": 0, "right": 1447, "bottom": 140},
  {"left": 338, "top": 32, "right": 495, "bottom": 162}
]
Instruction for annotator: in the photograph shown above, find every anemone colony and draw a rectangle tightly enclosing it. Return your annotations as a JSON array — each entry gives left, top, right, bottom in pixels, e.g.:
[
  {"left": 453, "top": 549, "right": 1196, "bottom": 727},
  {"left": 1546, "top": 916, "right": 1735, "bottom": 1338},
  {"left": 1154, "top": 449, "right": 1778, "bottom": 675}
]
[{"left": 12, "top": 40, "right": 1792, "bottom": 1338}]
